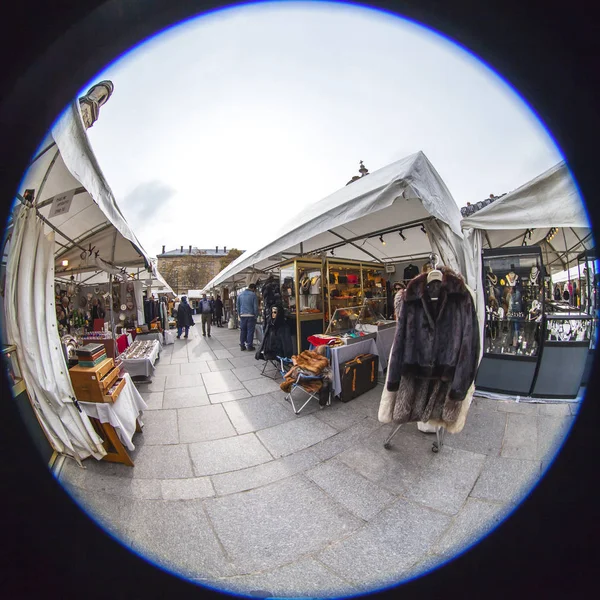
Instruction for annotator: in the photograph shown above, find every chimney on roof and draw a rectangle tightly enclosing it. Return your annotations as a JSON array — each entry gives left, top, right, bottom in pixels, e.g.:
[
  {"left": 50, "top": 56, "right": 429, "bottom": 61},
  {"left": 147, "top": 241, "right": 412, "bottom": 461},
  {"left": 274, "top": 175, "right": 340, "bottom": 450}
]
[
  {"left": 180, "top": 245, "right": 183, "bottom": 253},
  {"left": 162, "top": 245, "right": 165, "bottom": 254},
  {"left": 189, "top": 245, "right": 192, "bottom": 254},
  {"left": 215, "top": 245, "right": 218, "bottom": 254}
]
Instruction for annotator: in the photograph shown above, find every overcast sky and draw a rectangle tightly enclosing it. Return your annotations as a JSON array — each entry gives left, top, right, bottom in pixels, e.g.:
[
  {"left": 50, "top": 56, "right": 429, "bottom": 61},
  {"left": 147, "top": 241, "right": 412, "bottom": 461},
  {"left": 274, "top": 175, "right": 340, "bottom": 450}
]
[{"left": 84, "top": 1, "right": 561, "bottom": 259}]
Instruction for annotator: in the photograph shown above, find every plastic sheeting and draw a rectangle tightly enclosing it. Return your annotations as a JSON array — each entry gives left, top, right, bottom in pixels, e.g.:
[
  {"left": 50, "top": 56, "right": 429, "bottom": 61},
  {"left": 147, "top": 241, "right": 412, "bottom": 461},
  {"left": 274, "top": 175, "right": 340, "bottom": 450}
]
[
  {"left": 4, "top": 206, "right": 106, "bottom": 461},
  {"left": 205, "top": 151, "right": 464, "bottom": 289}
]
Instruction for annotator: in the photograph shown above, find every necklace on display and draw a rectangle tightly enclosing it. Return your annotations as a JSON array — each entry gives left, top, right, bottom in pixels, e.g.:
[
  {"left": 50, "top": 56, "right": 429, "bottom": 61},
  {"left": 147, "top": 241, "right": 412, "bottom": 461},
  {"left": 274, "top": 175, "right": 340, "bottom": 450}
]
[
  {"left": 487, "top": 273, "right": 498, "bottom": 285},
  {"left": 530, "top": 267, "right": 539, "bottom": 285},
  {"left": 505, "top": 272, "right": 518, "bottom": 286}
]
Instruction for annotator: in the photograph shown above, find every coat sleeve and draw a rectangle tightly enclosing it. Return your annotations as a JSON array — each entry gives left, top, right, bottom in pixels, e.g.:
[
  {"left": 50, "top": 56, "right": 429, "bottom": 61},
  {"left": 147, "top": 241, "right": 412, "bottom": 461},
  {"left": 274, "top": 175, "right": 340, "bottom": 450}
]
[
  {"left": 386, "top": 299, "right": 408, "bottom": 391},
  {"left": 448, "top": 294, "right": 481, "bottom": 401},
  {"left": 236, "top": 295, "right": 240, "bottom": 315},
  {"left": 253, "top": 293, "right": 259, "bottom": 316}
]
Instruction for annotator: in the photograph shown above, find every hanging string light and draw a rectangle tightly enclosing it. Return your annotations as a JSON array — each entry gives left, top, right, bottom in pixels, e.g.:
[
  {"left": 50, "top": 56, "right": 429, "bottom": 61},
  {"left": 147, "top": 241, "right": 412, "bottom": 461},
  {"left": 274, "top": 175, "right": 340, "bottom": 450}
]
[
  {"left": 420, "top": 224, "right": 427, "bottom": 234},
  {"left": 545, "top": 227, "right": 559, "bottom": 242},
  {"left": 379, "top": 235, "right": 386, "bottom": 245}
]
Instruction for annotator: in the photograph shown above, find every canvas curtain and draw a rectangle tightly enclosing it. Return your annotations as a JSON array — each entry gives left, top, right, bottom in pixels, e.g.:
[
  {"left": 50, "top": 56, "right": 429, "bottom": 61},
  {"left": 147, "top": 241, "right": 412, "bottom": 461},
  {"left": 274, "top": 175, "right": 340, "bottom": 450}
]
[{"left": 5, "top": 206, "right": 106, "bottom": 462}]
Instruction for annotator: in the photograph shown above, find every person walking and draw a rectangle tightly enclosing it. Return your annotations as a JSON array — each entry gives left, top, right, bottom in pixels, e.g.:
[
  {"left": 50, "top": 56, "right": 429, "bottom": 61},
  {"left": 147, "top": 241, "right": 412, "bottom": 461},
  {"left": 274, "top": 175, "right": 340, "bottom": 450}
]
[
  {"left": 236, "top": 283, "right": 258, "bottom": 351},
  {"left": 214, "top": 295, "right": 224, "bottom": 327},
  {"left": 176, "top": 296, "right": 194, "bottom": 339},
  {"left": 199, "top": 293, "right": 214, "bottom": 337}
]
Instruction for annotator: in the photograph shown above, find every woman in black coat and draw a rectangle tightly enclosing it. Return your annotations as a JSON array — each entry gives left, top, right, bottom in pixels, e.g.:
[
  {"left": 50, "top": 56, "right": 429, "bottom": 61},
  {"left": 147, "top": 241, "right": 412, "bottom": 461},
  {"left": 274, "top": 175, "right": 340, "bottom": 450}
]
[
  {"left": 214, "top": 295, "right": 224, "bottom": 327},
  {"left": 176, "top": 296, "right": 195, "bottom": 339}
]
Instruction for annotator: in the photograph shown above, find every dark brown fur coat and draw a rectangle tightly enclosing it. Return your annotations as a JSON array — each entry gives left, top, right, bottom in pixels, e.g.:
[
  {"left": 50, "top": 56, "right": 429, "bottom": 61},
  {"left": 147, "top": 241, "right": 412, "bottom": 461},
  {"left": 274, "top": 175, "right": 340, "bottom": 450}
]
[{"left": 380, "top": 270, "right": 478, "bottom": 433}]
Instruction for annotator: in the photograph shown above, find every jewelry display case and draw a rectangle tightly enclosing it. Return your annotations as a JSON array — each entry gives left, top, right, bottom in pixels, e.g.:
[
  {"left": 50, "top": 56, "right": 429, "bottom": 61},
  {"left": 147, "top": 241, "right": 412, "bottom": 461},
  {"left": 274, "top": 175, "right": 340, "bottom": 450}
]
[
  {"left": 355, "top": 299, "right": 396, "bottom": 333},
  {"left": 476, "top": 246, "right": 545, "bottom": 395},
  {"left": 279, "top": 258, "right": 325, "bottom": 353},
  {"left": 324, "top": 306, "right": 377, "bottom": 344}
]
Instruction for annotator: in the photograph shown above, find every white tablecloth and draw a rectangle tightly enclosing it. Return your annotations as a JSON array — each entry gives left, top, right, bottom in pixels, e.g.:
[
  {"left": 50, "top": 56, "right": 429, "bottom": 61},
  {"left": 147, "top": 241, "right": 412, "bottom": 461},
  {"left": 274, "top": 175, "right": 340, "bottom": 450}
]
[
  {"left": 121, "top": 340, "right": 161, "bottom": 378},
  {"left": 79, "top": 373, "right": 147, "bottom": 451},
  {"left": 375, "top": 327, "right": 396, "bottom": 370},
  {"left": 134, "top": 332, "right": 163, "bottom": 346},
  {"left": 330, "top": 338, "right": 382, "bottom": 397}
]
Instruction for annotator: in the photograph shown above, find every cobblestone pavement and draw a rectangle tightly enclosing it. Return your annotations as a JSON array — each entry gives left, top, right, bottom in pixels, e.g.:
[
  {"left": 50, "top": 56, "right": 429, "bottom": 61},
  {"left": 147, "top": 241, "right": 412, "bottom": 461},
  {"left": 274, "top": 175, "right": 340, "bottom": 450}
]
[{"left": 58, "top": 317, "right": 579, "bottom": 597}]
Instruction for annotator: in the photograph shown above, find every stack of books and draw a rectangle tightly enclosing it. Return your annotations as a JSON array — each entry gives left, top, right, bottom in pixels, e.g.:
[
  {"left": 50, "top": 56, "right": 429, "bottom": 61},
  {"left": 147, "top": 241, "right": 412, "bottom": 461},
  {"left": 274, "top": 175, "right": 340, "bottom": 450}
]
[{"left": 76, "top": 343, "right": 107, "bottom": 368}]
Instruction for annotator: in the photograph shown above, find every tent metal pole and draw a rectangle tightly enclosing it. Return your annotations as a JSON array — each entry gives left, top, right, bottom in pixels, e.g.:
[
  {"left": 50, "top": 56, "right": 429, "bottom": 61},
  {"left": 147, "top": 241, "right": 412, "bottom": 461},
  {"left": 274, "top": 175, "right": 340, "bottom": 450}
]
[
  {"left": 27, "top": 141, "right": 57, "bottom": 167},
  {"left": 328, "top": 230, "right": 381, "bottom": 262},
  {"left": 33, "top": 148, "right": 60, "bottom": 205}
]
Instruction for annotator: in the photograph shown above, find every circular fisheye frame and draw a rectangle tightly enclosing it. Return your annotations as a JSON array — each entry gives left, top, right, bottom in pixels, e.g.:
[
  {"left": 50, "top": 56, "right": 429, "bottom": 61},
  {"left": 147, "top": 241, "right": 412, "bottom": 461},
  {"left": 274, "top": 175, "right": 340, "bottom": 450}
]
[{"left": 3, "top": 1, "right": 590, "bottom": 599}]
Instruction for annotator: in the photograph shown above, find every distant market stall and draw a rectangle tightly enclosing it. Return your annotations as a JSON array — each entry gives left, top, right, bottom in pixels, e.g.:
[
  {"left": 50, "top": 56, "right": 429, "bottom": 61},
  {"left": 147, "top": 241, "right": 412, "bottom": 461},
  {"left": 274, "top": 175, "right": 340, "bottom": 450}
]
[{"left": 460, "top": 161, "right": 594, "bottom": 399}]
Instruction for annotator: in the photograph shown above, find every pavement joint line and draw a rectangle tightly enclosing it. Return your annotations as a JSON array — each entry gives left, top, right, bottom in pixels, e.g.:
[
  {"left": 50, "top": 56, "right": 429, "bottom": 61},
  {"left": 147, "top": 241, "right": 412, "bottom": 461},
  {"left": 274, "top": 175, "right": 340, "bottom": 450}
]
[
  {"left": 199, "top": 496, "right": 235, "bottom": 566},
  {"left": 253, "top": 430, "right": 278, "bottom": 461}
]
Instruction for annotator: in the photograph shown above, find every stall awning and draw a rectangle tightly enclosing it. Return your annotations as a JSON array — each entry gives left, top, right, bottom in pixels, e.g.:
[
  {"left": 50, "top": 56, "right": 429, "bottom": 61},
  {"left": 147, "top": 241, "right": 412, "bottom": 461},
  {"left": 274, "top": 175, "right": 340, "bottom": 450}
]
[
  {"left": 15, "top": 101, "right": 152, "bottom": 278},
  {"left": 205, "top": 151, "right": 463, "bottom": 289},
  {"left": 461, "top": 161, "right": 592, "bottom": 271}
]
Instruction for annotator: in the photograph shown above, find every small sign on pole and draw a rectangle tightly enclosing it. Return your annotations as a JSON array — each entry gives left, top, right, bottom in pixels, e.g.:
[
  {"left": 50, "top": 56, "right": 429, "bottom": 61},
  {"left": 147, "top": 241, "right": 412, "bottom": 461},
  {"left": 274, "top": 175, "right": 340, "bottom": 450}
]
[{"left": 48, "top": 189, "right": 76, "bottom": 218}]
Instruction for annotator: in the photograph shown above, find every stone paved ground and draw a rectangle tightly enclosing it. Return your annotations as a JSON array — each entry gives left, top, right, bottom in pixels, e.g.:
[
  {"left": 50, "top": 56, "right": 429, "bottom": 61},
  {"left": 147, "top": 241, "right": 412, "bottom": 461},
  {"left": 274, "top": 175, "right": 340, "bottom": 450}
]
[{"left": 58, "top": 316, "right": 579, "bottom": 597}]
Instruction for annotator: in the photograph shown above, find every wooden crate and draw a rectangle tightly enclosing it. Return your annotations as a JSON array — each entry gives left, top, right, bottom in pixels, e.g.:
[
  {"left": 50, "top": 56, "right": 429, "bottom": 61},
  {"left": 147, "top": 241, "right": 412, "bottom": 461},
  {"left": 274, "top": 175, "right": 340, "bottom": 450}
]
[{"left": 69, "top": 358, "right": 116, "bottom": 403}]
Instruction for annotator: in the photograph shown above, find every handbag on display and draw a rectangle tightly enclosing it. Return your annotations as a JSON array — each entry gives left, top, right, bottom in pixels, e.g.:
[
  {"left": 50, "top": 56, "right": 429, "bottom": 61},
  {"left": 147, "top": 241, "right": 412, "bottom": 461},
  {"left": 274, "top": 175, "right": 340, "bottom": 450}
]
[
  {"left": 339, "top": 353, "right": 379, "bottom": 402},
  {"left": 338, "top": 275, "right": 348, "bottom": 284}
]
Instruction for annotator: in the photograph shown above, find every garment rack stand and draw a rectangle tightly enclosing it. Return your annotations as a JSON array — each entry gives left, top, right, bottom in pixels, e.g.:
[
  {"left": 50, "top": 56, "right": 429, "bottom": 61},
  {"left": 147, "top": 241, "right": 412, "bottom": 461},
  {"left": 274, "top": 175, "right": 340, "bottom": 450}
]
[{"left": 383, "top": 251, "right": 447, "bottom": 453}]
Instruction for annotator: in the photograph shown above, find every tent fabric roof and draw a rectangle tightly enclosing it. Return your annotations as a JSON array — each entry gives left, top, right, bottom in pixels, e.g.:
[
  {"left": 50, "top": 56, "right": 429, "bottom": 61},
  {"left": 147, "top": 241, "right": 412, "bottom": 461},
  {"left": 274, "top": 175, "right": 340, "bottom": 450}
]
[
  {"left": 158, "top": 247, "right": 240, "bottom": 258},
  {"left": 460, "top": 160, "right": 592, "bottom": 271},
  {"left": 205, "top": 151, "right": 463, "bottom": 289},
  {"left": 16, "top": 101, "right": 152, "bottom": 277}
]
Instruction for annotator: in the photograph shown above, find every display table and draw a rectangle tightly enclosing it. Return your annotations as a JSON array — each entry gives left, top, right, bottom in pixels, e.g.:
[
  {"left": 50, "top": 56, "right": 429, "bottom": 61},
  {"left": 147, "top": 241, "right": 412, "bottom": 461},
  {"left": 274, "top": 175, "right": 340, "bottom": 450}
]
[
  {"left": 79, "top": 373, "right": 147, "bottom": 466},
  {"left": 134, "top": 331, "right": 163, "bottom": 346},
  {"left": 330, "top": 337, "right": 382, "bottom": 397},
  {"left": 375, "top": 327, "right": 395, "bottom": 370},
  {"left": 120, "top": 339, "right": 161, "bottom": 378}
]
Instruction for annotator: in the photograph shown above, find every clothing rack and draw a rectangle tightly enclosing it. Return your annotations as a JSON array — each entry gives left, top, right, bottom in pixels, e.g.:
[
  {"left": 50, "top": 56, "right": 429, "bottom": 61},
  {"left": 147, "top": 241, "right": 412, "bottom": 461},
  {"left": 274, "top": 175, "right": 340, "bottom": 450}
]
[{"left": 382, "top": 251, "right": 448, "bottom": 454}]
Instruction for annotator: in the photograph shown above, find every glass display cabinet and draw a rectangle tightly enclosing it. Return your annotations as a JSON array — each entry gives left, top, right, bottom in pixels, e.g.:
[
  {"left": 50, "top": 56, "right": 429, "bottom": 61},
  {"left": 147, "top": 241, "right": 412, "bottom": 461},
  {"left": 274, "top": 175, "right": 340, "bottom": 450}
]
[
  {"left": 279, "top": 258, "right": 325, "bottom": 353},
  {"left": 476, "top": 246, "right": 545, "bottom": 395},
  {"left": 324, "top": 305, "right": 377, "bottom": 344},
  {"left": 325, "top": 259, "right": 388, "bottom": 327},
  {"left": 355, "top": 299, "right": 396, "bottom": 333}
]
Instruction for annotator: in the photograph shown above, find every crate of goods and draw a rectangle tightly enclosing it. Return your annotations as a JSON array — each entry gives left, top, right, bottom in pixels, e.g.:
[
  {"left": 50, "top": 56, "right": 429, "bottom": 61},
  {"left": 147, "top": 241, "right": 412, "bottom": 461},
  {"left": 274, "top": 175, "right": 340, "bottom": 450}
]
[
  {"left": 69, "top": 357, "right": 122, "bottom": 403},
  {"left": 339, "top": 353, "right": 379, "bottom": 402}
]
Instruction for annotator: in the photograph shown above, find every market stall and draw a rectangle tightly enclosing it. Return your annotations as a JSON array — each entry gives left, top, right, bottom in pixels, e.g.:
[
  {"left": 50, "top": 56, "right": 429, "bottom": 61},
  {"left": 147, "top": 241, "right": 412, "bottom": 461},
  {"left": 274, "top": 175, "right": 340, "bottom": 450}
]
[
  {"left": 461, "top": 160, "right": 594, "bottom": 398},
  {"left": 204, "top": 151, "right": 466, "bottom": 357}
]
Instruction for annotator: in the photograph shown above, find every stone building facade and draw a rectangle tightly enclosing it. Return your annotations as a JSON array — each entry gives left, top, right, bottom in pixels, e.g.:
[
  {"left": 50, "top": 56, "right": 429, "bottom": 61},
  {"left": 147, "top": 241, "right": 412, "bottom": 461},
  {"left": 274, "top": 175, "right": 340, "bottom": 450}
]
[{"left": 157, "top": 246, "right": 241, "bottom": 295}]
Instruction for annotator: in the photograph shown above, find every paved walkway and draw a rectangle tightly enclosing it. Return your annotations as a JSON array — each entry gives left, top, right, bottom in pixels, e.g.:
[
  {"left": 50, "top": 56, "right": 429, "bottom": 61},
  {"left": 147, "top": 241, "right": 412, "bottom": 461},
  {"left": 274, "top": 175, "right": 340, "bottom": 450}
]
[{"left": 58, "top": 316, "right": 578, "bottom": 597}]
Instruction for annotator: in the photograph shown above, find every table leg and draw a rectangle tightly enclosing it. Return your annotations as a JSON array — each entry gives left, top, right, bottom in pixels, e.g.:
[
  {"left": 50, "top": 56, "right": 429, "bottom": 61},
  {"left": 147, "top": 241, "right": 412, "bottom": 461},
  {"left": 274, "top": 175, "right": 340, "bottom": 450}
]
[{"left": 92, "top": 418, "right": 135, "bottom": 467}]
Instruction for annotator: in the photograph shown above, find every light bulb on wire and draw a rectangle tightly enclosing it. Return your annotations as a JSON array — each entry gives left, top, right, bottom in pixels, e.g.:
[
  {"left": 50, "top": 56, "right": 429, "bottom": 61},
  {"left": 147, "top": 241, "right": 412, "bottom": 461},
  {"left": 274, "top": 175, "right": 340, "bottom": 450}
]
[{"left": 379, "top": 235, "right": 386, "bottom": 245}]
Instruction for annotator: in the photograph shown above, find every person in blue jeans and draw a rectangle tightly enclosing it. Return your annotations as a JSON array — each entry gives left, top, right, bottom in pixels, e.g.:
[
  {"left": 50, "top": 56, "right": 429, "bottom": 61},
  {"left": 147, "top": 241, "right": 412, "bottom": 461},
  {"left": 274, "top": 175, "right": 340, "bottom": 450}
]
[{"left": 236, "top": 283, "right": 258, "bottom": 351}]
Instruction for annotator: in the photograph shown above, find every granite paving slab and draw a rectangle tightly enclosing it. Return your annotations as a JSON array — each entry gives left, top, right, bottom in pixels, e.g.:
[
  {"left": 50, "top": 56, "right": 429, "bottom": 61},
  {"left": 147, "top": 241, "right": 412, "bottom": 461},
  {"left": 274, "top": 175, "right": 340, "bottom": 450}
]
[
  {"left": 306, "top": 457, "right": 396, "bottom": 521},
  {"left": 501, "top": 413, "right": 538, "bottom": 459},
  {"left": 223, "top": 394, "right": 294, "bottom": 434},
  {"left": 538, "top": 403, "right": 573, "bottom": 417},
  {"left": 134, "top": 375, "right": 166, "bottom": 393},
  {"left": 470, "top": 456, "right": 542, "bottom": 504},
  {"left": 211, "top": 448, "right": 321, "bottom": 496},
  {"left": 313, "top": 400, "right": 374, "bottom": 431},
  {"left": 243, "top": 377, "right": 283, "bottom": 396},
  {"left": 256, "top": 415, "right": 338, "bottom": 458},
  {"left": 536, "top": 415, "right": 574, "bottom": 462},
  {"left": 154, "top": 364, "right": 181, "bottom": 376},
  {"left": 160, "top": 477, "right": 215, "bottom": 500},
  {"left": 209, "top": 389, "right": 253, "bottom": 403},
  {"left": 228, "top": 355, "right": 263, "bottom": 369},
  {"left": 139, "top": 391, "right": 164, "bottom": 411},
  {"left": 126, "top": 444, "right": 194, "bottom": 479},
  {"left": 170, "top": 357, "right": 189, "bottom": 364},
  {"left": 402, "top": 446, "right": 486, "bottom": 515},
  {"left": 213, "top": 349, "right": 234, "bottom": 359},
  {"left": 177, "top": 404, "right": 237, "bottom": 443},
  {"left": 569, "top": 402, "right": 580, "bottom": 416},
  {"left": 336, "top": 424, "right": 436, "bottom": 495},
  {"left": 180, "top": 361, "right": 211, "bottom": 375},
  {"left": 165, "top": 374, "right": 207, "bottom": 390},
  {"left": 188, "top": 351, "right": 218, "bottom": 363},
  {"left": 124, "top": 498, "right": 236, "bottom": 580},
  {"left": 310, "top": 417, "right": 382, "bottom": 462},
  {"left": 230, "top": 366, "right": 265, "bottom": 382},
  {"left": 138, "top": 409, "right": 179, "bottom": 445},
  {"left": 204, "top": 475, "right": 363, "bottom": 574},
  {"left": 445, "top": 408, "right": 506, "bottom": 456},
  {"left": 163, "top": 385, "right": 210, "bottom": 409},
  {"left": 207, "top": 359, "right": 234, "bottom": 372},
  {"left": 189, "top": 433, "right": 274, "bottom": 476},
  {"left": 495, "top": 400, "right": 539, "bottom": 415},
  {"left": 211, "top": 556, "right": 358, "bottom": 598},
  {"left": 202, "top": 370, "right": 246, "bottom": 395},
  {"left": 471, "top": 396, "right": 499, "bottom": 411},
  {"left": 433, "top": 497, "right": 510, "bottom": 559},
  {"left": 66, "top": 486, "right": 136, "bottom": 542},
  {"left": 317, "top": 497, "right": 452, "bottom": 591}
]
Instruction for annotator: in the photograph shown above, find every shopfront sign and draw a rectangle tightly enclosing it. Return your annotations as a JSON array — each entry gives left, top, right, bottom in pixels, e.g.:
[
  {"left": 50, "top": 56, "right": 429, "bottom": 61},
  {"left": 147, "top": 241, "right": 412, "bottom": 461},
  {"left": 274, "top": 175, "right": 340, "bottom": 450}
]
[{"left": 48, "top": 189, "right": 76, "bottom": 217}]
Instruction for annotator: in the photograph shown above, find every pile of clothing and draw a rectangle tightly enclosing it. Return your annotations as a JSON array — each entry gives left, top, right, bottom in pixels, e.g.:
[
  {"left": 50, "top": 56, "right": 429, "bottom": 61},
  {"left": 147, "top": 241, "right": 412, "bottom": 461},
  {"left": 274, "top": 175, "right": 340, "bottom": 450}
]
[{"left": 280, "top": 350, "right": 333, "bottom": 405}]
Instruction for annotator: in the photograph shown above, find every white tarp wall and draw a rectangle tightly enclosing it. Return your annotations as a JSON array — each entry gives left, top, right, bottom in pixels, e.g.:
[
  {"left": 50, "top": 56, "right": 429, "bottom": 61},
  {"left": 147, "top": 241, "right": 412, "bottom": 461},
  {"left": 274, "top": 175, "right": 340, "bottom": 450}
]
[
  {"left": 460, "top": 161, "right": 592, "bottom": 340},
  {"left": 205, "top": 151, "right": 466, "bottom": 289},
  {"left": 5, "top": 206, "right": 106, "bottom": 462}
]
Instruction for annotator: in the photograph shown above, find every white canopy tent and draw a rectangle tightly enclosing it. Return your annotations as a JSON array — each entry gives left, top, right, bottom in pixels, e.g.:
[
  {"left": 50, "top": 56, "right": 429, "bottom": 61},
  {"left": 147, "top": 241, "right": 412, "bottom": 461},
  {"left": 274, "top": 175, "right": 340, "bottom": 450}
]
[
  {"left": 460, "top": 160, "right": 592, "bottom": 332},
  {"left": 4, "top": 100, "right": 154, "bottom": 462},
  {"left": 205, "top": 151, "right": 466, "bottom": 291}
]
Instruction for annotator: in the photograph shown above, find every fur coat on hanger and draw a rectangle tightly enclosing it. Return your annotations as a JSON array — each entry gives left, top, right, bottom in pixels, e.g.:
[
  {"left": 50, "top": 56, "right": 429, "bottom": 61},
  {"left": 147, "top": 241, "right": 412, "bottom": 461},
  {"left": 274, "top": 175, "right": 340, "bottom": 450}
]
[{"left": 378, "top": 268, "right": 479, "bottom": 433}]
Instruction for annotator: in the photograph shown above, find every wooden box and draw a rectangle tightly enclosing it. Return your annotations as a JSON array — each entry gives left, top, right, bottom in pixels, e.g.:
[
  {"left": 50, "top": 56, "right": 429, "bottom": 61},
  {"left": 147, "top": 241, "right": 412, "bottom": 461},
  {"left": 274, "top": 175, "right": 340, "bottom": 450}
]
[{"left": 69, "top": 358, "right": 119, "bottom": 403}]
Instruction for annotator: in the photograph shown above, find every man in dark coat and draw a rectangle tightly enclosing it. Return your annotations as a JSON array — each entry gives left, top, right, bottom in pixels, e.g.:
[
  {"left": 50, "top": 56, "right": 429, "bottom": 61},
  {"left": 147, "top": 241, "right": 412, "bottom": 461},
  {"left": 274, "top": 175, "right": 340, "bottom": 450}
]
[
  {"left": 176, "top": 296, "right": 194, "bottom": 339},
  {"left": 214, "top": 295, "right": 224, "bottom": 327}
]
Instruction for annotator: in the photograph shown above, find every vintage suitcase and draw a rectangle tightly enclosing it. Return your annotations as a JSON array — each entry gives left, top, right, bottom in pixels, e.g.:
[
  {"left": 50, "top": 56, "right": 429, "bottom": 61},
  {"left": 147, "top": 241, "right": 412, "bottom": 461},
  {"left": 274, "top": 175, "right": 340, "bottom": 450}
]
[
  {"left": 69, "top": 358, "right": 119, "bottom": 403},
  {"left": 339, "top": 353, "right": 379, "bottom": 402}
]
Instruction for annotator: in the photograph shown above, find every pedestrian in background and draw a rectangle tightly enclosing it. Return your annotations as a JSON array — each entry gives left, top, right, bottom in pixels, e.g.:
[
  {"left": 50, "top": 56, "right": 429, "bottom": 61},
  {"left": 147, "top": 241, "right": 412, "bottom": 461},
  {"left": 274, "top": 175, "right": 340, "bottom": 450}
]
[
  {"left": 176, "top": 296, "right": 194, "bottom": 339},
  {"left": 236, "top": 283, "right": 258, "bottom": 351},
  {"left": 214, "top": 295, "right": 224, "bottom": 327},
  {"left": 199, "top": 293, "right": 214, "bottom": 337}
]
